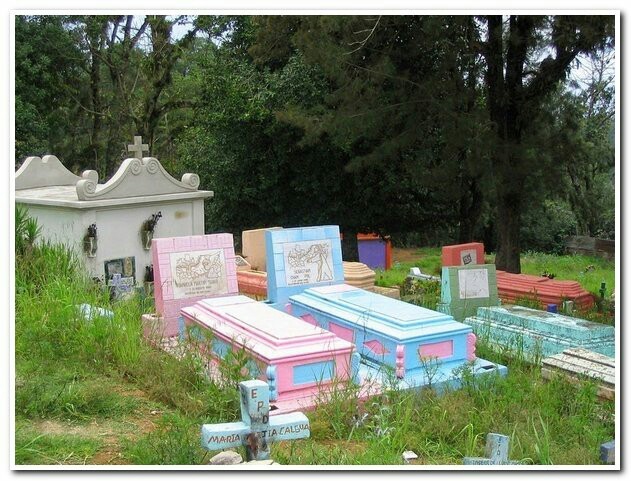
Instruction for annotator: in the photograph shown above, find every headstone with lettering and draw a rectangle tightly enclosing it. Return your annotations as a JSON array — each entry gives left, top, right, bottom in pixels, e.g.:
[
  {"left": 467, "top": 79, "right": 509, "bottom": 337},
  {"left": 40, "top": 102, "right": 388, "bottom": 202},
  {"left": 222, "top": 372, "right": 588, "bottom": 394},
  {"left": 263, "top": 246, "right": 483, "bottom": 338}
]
[
  {"left": 201, "top": 380, "right": 310, "bottom": 461},
  {"left": 442, "top": 242, "right": 485, "bottom": 267},
  {"left": 181, "top": 295, "right": 359, "bottom": 412},
  {"left": 266, "top": 225, "right": 507, "bottom": 390},
  {"left": 466, "top": 306, "right": 615, "bottom": 360},
  {"left": 15, "top": 137, "right": 213, "bottom": 288},
  {"left": 463, "top": 433, "right": 520, "bottom": 465},
  {"left": 266, "top": 225, "right": 344, "bottom": 308},
  {"left": 436, "top": 264, "right": 500, "bottom": 322},
  {"left": 145, "top": 234, "right": 238, "bottom": 338}
]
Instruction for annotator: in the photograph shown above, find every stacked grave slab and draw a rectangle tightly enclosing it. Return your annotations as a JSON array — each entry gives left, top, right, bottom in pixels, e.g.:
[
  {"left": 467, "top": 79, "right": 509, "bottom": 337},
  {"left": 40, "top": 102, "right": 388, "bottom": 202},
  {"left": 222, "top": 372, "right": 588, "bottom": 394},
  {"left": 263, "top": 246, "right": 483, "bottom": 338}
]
[
  {"left": 464, "top": 305, "right": 615, "bottom": 360},
  {"left": 265, "top": 225, "right": 507, "bottom": 390},
  {"left": 436, "top": 264, "right": 500, "bottom": 322},
  {"left": 180, "top": 295, "right": 359, "bottom": 413},
  {"left": 542, "top": 348, "right": 615, "bottom": 401},
  {"left": 496, "top": 271, "right": 595, "bottom": 310}
]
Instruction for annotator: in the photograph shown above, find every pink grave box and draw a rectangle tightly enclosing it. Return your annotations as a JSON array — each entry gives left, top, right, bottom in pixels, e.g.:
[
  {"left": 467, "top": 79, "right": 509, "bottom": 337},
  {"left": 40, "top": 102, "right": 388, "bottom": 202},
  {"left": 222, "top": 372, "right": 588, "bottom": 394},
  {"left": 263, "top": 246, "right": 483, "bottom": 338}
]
[
  {"left": 181, "top": 295, "right": 358, "bottom": 413},
  {"left": 442, "top": 242, "right": 485, "bottom": 267},
  {"left": 146, "top": 234, "right": 239, "bottom": 338}
]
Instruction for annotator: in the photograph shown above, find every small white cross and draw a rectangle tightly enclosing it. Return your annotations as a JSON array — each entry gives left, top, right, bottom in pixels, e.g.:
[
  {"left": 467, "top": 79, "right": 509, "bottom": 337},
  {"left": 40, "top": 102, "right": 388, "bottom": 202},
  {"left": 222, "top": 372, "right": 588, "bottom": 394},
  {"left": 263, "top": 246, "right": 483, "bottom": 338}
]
[{"left": 127, "top": 136, "right": 149, "bottom": 159}]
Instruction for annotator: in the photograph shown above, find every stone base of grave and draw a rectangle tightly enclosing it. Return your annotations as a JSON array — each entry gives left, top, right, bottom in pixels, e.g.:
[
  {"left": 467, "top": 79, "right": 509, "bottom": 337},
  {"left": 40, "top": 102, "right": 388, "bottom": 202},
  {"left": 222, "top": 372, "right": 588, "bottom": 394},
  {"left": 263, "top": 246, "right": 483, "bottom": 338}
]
[
  {"left": 236, "top": 270, "right": 268, "bottom": 298},
  {"left": 464, "top": 305, "right": 615, "bottom": 360},
  {"left": 358, "top": 357, "right": 507, "bottom": 393},
  {"left": 542, "top": 348, "right": 615, "bottom": 401},
  {"left": 141, "top": 312, "right": 184, "bottom": 340},
  {"left": 343, "top": 261, "right": 376, "bottom": 289},
  {"left": 141, "top": 313, "right": 184, "bottom": 355},
  {"left": 366, "top": 285, "right": 400, "bottom": 299},
  {"left": 199, "top": 355, "right": 383, "bottom": 415}
]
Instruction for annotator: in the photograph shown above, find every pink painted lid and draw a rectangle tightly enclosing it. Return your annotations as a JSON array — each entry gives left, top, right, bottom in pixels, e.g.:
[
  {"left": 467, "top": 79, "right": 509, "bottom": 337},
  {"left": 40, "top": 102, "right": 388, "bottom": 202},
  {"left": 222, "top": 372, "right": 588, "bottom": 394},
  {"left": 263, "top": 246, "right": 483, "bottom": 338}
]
[{"left": 182, "top": 295, "right": 354, "bottom": 361}]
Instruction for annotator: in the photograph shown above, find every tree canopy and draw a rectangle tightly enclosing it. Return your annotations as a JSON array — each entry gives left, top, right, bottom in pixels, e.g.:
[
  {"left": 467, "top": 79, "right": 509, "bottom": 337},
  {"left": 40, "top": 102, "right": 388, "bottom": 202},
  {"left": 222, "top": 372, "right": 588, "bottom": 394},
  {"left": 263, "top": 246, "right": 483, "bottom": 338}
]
[{"left": 14, "top": 14, "right": 615, "bottom": 270}]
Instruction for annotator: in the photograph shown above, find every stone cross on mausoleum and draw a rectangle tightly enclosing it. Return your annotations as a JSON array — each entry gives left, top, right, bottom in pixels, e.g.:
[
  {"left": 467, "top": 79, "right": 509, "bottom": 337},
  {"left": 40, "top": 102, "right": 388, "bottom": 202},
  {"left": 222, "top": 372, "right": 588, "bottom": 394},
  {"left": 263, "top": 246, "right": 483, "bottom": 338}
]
[
  {"left": 201, "top": 380, "right": 310, "bottom": 461},
  {"left": 127, "top": 135, "right": 149, "bottom": 159}
]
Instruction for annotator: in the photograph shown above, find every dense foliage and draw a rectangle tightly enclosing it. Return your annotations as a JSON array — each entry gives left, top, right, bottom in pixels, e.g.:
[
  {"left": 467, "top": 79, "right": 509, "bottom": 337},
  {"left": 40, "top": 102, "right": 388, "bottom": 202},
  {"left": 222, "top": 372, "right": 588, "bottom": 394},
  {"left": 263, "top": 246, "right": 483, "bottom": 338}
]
[{"left": 14, "top": 15, "right": 615, "bottom": 269}]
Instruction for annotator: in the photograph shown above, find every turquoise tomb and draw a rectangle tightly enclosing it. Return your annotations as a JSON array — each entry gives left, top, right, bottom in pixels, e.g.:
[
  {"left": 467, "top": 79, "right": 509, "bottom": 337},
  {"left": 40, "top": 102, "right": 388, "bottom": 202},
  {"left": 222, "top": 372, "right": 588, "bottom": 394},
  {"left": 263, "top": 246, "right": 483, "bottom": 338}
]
[{"left": 464, "top": 305, "right": 615, "bottom": 360}]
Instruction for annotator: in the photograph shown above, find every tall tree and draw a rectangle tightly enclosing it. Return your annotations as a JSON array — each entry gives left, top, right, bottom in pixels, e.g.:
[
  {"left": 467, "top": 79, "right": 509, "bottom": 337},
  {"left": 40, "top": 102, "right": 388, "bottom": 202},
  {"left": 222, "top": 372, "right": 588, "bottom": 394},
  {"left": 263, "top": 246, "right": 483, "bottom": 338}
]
[
  {"left": 482, "top": 15, "right": 614, "bottom": 272},
  {"left": 564, "top": 47, "right": 615, "bottom": 237},
  {"left": 252, "top": 15, "right": 493, "bottom": 246},
  {"left": 15, "top": 15, "right": 86, "bottom": 163}
]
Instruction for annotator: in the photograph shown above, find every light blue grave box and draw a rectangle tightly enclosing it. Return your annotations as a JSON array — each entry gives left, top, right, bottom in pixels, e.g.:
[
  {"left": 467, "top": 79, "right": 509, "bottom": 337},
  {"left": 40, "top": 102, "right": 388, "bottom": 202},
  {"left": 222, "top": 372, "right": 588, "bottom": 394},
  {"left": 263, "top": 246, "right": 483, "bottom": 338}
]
[
  {"left": 465, "top": 305, "right": 615, "bottom": 360},
  {"left": 289, "top": 284, "right": 484, "bottom": 386},
  {"left": 265, "top": 225, "right": 507, "bottom": 389}
]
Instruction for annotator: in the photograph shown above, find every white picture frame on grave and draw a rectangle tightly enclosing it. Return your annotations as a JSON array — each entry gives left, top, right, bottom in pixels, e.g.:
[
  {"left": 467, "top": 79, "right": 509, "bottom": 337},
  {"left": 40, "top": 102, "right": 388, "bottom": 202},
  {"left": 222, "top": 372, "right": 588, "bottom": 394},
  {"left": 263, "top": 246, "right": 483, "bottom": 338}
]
[{"left": 458, "top": 268, "right": 490, "bottom": 299}]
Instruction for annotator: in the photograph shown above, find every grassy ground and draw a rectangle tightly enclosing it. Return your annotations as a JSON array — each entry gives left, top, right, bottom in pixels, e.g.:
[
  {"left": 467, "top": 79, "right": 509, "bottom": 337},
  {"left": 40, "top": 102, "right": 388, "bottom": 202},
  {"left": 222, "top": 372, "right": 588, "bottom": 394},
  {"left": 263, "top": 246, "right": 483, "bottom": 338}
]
[
  {"left": 376, "top": 247, "right": 615, "bottom": 324},
  {"left": 378, "top": 247, "right": 615, "bottom": 296},
  {"left": 14, "top": 232, "right": 616, "bottom": 466}
]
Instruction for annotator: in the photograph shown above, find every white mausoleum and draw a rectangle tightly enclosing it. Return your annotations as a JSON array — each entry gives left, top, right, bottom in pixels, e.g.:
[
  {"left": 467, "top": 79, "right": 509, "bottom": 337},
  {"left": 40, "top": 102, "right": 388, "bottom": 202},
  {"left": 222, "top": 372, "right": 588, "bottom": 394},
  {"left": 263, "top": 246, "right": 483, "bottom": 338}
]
[{"left": 15, "top": 137, "right": 213, "bottom": 287}]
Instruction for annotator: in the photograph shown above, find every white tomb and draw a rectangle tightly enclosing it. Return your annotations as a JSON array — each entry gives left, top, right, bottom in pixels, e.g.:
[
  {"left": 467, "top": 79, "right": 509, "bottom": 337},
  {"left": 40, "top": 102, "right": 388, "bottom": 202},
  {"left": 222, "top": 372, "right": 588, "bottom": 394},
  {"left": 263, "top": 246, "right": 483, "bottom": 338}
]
[{"left": 15, "top": 137, "right": 213, "bottom": 288}]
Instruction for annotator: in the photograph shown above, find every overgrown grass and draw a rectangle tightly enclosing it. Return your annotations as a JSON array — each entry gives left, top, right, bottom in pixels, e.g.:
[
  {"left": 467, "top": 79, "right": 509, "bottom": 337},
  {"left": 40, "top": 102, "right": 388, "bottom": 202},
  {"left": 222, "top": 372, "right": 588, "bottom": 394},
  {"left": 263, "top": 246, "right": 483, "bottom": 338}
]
[
  {"left": 14, "top": 214, "right": 615, "bottom": 466},
  {"left": 15, "top": 421, "right": 103, "bottom": 465},
  {"left": 272, "top": 351, "right": 613, "bottom": 465},
  {"left": 122, "top": 413, "right": 208, "bottom": 465},
  {"left": 375, "top": 247, "right": 443, "bottom": 288},
  {"left": 15, "top": 213, "right": 245, "bottom": 465},
  {"left": 520, "top": 251, "right": 615, "bottom": 297}
]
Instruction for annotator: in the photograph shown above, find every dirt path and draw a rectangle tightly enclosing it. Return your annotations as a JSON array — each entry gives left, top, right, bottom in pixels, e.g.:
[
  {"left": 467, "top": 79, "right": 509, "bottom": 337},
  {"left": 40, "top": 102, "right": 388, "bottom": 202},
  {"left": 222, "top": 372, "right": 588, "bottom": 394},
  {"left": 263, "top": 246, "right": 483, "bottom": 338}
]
[{"left": 30, "top": 386, "right": 160, "bottom": 465}]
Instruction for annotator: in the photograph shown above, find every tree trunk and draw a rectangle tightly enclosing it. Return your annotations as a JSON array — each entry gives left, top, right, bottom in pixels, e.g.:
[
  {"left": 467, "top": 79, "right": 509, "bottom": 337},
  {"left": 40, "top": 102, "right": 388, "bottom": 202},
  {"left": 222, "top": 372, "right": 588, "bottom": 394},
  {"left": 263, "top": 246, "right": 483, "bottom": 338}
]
[
  {"left": 341, "top": 227, "right": 359, "bottom": 262},
  {"left": 457, "top": 177, "right": 483, "bottom": 243},
  {"left": 494, "top": 193, "right": 522, "bottom": 273}
]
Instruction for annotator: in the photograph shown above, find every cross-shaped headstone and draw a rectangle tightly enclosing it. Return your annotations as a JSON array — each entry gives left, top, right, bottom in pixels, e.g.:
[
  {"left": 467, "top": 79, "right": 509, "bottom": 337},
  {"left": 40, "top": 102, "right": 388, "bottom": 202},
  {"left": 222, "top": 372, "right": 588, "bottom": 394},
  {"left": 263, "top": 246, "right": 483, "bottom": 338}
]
[
  {"left": 463, "top": 433, "right": 520, "bottom": 465},
  {"left": 201, "top": 380, "right": 310, "bottom": 461},
  {"left": 127, "top": 135, "right": 149, "bottom": 159},
  {"left": 109, "top": 273, "right": 134, "bottom": 300}
]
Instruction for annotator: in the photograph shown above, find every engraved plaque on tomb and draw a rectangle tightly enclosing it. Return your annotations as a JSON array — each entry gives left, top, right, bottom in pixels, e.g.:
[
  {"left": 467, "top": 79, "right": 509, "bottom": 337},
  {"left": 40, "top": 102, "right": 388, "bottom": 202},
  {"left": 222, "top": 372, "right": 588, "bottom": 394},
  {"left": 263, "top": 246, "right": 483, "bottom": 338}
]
[
  {"left": 283, "top": 240, "right": 334, "bottom": 286},
  {"left": 458, "top": 268, "right": 490, "bottom": 299},
  {"left": 170, "top": 249, "right": 228, "bottom": 300}
]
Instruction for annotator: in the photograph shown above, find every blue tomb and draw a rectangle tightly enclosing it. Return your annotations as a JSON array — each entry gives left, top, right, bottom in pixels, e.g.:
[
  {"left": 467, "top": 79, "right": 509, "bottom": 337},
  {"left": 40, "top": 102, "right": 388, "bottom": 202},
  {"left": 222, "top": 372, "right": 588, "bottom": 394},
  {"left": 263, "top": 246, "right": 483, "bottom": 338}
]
[{"left": 265, "top": 225, "right": 507, "bottom": 389}]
